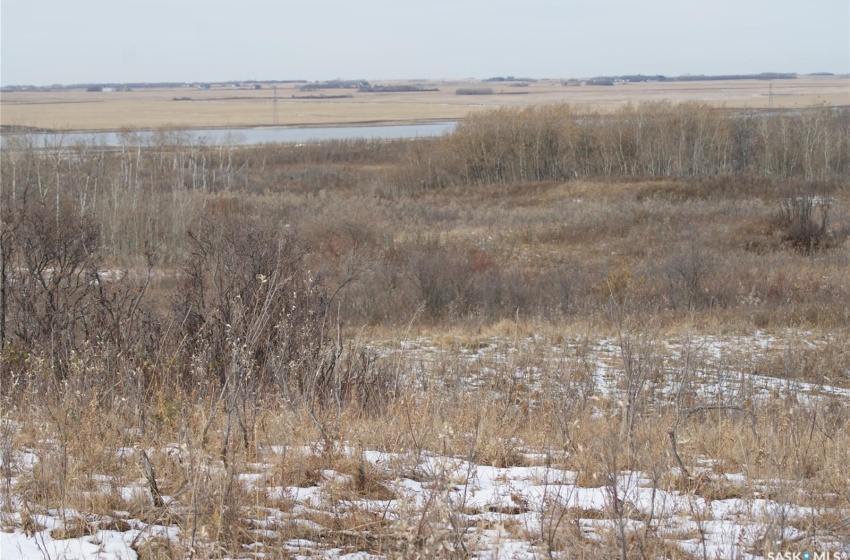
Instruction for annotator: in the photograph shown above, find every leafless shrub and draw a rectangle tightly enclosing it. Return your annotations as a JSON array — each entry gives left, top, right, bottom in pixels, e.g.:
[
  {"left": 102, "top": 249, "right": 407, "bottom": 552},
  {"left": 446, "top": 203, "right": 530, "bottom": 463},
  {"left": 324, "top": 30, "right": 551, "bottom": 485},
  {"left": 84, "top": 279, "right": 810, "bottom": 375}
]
[
  {"left": 173, "top": 206, "right": 396, "bottom": 435},
  {"left": 1, "top": 203, "right": 157, "bottom": 385},
  {"left": 778, "top": 193, "right": 833, "bottom": 253},
  {"left": 664, "top": 240, "right": 716, "bottom": 311},
  {"left": 406, "top": 241, "right": 475, "bottom": 319},
  {"left": 7, "top": 204, "right": 101, "bottom": 375}
]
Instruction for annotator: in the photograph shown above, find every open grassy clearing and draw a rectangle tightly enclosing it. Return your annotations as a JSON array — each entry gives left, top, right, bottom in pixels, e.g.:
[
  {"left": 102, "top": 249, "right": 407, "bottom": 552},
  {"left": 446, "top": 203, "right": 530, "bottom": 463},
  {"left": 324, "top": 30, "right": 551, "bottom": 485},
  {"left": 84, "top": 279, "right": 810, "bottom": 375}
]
[
  {"left": 1, "top": 102, "right": 848, "bottom": 558},
  {"left": 1, "top": 76, "right": 847, "bottom": 131}
]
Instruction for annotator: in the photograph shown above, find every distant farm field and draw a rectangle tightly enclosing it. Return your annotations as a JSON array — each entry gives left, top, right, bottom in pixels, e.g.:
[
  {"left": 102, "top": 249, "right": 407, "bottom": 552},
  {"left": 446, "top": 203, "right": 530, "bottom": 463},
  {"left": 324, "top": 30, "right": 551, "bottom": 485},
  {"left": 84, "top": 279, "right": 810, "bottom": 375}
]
[{"left": 1, "top": 76, "right": 848, "bottom": 131}]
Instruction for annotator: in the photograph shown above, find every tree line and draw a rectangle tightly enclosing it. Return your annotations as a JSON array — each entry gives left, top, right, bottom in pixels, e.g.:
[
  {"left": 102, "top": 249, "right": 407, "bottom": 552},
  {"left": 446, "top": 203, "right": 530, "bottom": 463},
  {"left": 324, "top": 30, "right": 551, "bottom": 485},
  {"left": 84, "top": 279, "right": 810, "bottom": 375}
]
[{"left": 405, "top": 103, "right": 849, "bottom": 187}]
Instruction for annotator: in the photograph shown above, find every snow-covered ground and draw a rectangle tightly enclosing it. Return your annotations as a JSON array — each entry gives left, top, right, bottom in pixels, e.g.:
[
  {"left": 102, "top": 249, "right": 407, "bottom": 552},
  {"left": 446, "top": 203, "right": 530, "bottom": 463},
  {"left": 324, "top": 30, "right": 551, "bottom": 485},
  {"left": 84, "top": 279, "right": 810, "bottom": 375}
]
[
  {"left": 380, "top": 330, "right": 850, "bottom": 405},
  {"left": 2, "top": 331, "right": 848, "bottom": 559},
  {"left": 3, "top": 445, "right": 847, "bottom": 559}
]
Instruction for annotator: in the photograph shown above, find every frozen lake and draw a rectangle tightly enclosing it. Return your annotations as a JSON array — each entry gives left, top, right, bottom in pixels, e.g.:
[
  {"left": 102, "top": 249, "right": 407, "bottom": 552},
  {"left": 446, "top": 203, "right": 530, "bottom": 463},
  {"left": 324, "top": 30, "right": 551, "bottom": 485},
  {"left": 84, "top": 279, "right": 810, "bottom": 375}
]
[{"left": 1, "top": 121, "right": 457, "bottom": 147}]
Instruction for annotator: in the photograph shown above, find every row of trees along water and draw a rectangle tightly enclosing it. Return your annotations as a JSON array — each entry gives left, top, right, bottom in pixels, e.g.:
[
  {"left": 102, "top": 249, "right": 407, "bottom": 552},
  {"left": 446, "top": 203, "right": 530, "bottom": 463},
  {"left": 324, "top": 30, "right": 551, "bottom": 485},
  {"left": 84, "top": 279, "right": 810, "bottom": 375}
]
[{"left": 405, "top": 103, "right": 849, "bottom": 187}]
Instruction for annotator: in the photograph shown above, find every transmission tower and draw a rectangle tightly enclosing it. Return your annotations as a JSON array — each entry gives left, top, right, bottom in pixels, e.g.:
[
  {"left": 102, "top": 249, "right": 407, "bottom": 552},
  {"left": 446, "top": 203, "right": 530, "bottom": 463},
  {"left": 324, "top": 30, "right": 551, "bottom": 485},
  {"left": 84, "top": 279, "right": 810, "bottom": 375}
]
[{"left": 273, "top": 85, "right": 279, "bottom": 126}]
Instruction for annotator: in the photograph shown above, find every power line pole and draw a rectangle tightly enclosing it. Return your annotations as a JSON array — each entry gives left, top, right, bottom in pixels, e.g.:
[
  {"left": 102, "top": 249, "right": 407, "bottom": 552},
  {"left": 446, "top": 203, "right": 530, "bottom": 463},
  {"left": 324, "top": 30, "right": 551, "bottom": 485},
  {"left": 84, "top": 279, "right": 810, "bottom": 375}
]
[{"left": 273, "top": 85, "right": 279, "bottom": 126}]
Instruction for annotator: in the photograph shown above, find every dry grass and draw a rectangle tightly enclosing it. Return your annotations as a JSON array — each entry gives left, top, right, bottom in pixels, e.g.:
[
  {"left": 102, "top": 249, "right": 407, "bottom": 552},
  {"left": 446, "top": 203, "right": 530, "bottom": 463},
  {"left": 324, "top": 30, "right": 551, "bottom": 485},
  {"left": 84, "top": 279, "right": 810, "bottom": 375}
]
[{"left": 4, "top": 327, "right": 848, "bottom": 557}]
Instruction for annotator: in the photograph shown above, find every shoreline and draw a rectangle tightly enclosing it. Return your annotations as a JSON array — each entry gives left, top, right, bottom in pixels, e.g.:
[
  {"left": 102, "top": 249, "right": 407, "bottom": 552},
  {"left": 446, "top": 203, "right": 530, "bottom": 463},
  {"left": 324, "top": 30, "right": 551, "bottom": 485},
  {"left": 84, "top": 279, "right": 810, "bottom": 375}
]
[{"left": 0, "top": 117, "right": 457, "bottom": 135}]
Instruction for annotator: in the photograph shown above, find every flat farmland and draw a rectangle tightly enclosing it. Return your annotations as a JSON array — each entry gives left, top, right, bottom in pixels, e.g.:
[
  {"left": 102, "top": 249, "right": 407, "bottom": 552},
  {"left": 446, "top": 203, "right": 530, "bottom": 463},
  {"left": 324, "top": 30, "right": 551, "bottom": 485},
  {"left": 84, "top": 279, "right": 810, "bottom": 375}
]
[{"left": 1, "top": 75, "right": 848, "bottom": 131}]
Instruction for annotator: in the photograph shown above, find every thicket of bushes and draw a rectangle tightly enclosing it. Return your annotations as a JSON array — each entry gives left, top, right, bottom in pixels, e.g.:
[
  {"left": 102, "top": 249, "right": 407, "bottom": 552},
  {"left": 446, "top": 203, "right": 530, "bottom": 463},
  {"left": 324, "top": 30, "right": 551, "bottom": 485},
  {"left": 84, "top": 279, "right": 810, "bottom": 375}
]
[{"left": 406, "top": 103, "right": 849, "bottom": 187}]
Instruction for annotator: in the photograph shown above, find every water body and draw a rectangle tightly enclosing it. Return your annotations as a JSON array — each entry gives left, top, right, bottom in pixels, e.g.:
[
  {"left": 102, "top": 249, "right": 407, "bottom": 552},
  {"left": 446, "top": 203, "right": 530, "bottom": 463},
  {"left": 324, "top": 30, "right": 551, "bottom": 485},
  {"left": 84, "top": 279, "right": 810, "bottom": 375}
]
[{"left": 2, "top": 121, "right": 457, "bottom": 148}]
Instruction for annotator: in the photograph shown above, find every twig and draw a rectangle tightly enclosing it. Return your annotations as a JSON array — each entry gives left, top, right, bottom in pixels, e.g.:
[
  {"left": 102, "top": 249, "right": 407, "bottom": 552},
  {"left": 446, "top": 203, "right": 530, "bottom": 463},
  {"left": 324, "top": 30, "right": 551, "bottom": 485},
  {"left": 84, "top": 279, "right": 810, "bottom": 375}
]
[
  {"left": 140, "top": 449, "right": 165, "bottom": 508},
  {"left": 668, "top": 429, "right": 691, "bottom": 482}
]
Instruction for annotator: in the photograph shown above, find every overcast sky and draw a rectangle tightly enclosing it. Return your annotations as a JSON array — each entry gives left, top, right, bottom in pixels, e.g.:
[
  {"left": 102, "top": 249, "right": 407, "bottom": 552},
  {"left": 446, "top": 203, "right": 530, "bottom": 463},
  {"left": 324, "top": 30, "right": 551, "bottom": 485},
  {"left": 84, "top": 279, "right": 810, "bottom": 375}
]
[{"left": 1, "top": 0, "right": 848, "bottom": 86}]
